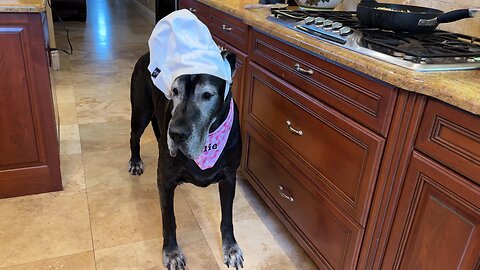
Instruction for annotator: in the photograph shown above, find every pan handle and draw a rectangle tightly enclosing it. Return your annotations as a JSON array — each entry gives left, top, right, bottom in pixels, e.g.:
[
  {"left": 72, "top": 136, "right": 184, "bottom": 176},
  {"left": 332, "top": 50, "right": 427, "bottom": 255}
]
[
  {"left": 419, "top": 9, "right": 479, "bottom": 26},
  {"left": 437, "top": 8, "right": 479, "bottom": 23}
]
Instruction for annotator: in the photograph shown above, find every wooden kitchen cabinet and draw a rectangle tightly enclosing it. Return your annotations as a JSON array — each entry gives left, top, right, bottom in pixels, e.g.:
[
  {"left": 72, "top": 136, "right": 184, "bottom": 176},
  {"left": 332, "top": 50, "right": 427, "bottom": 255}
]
[
  {"left": 243, "top": 30, "right": 480, "bottom": 270},
  {"left": 245, "top": 62, "right": 386, "bottom": 225},
  {"left": 244, "top": 127, "right": 364, "bottom": 270},
  {"left": 242, "top": 29, "right": 398, "bottom": 269},
  {"left": 0, "top": 13, "right": 62, "bottom": 198},
  {"left": 381, "top": 151, "right": 480, "bottom": 270},
  {"left": 416, "top": 99, "right": 480, "bottom": 185},
  {"left": 177, "top": 2, "right": 480, "bottom": 269},
  {"left": 249, "top": 30, "right": 397, "bottom": 137}
]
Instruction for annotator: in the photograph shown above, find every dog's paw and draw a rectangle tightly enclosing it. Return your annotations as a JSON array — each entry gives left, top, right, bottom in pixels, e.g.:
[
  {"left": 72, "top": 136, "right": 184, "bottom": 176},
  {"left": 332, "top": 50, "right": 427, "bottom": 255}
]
[
  {"left": 223, "top": 243, "right": 244, "bottom": 269},
  {"left": 163, "top": 247, "right": 186, "bottom": 270},
  {"left": 128, "top": 160, "right": 144, "bottom": 176}
]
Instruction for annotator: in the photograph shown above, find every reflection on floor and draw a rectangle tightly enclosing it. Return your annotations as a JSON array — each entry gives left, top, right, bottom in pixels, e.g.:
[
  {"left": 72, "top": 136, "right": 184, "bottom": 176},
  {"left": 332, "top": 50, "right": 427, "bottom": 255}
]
[{"left": 0, "top": 0, "right": 319, "bottom": 269}]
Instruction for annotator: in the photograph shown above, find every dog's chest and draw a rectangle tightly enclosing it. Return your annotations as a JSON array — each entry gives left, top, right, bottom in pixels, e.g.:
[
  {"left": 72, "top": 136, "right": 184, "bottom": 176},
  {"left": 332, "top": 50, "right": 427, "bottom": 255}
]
[{"left": 178, "top": 168, "right": 224, "bottom": 188}]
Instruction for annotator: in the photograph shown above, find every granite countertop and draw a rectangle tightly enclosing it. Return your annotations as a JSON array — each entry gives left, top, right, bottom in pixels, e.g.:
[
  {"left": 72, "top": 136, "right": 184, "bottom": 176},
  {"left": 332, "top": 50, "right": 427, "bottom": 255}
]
[
  {"left": 0, "top": 0, "right": 46, "bottom": 12},
  {"left": 198, "top": 0, "right": 480, "bottom": 115}
]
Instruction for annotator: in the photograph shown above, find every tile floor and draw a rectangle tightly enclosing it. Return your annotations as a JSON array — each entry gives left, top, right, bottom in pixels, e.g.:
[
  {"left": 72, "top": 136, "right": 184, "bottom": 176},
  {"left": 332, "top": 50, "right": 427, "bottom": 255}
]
[{"left": 0, "top": 0, "right": 319, "bottom": 269}]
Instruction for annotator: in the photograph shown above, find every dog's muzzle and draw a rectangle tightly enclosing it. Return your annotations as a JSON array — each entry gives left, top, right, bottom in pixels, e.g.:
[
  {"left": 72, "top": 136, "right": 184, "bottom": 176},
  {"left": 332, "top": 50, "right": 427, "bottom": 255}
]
[{"left": 169, "top": 128, "right": 191, "bottom": 143}]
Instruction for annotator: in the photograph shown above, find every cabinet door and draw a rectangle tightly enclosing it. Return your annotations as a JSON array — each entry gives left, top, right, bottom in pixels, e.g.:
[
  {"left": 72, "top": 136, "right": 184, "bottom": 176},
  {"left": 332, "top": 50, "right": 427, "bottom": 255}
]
[
  {"left": 382, "top": 151, "right": 480, "bottom": 270},
  {"left": 0, "top": 13, "right": 61, "bottom": 198}
]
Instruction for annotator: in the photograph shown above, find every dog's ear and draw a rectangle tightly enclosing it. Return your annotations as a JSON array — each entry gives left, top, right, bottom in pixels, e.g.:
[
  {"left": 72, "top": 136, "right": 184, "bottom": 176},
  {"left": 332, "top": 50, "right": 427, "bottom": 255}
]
[{"left": 221, "top": 50, "right": 237, "bottom": 79}]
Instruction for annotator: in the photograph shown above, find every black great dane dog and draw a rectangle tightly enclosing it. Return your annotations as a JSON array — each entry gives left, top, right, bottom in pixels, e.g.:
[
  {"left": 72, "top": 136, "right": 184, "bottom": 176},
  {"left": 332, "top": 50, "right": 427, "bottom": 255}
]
[{"left": 128, "top": 51, "right": 243, "bottom": 270}]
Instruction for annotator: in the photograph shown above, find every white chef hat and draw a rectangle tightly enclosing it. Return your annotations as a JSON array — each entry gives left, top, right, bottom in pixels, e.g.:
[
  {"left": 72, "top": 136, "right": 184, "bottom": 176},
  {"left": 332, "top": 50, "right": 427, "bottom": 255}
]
[{"left": 147, "top": 9, "right": 232, "bottom": 100}]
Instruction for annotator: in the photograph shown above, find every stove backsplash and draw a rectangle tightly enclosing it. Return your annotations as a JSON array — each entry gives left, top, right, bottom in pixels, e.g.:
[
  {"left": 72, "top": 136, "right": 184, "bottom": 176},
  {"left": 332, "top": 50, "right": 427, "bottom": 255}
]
[{"left": 337, "top": 0, "right": 480, "bottom": 37}]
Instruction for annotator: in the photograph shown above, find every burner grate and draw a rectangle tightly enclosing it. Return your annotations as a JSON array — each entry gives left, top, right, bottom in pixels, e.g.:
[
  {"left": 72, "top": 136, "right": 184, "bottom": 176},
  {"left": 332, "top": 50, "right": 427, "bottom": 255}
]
[{"left": 362, "top": 30, "right": 480, "bottom": 58}]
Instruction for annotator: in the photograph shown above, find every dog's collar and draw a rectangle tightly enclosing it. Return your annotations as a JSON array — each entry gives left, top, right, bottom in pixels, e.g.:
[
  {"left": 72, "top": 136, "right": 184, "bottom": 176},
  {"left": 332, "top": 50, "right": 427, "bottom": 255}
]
[{"left": 194, "top": 98, "right": 234, "bottom": 170}]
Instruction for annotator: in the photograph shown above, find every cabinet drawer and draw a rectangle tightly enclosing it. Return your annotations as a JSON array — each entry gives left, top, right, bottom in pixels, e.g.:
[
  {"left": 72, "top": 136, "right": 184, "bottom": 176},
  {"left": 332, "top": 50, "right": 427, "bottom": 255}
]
[
  {"left": 178, "top": 0, "right": 209, "bottom": 25},
  {"left": 244, "top": 130, "right": 363, "bottom": 270},
  {"left": 245, "top": 63, "right": 385, "bottom": 225},
  {"left": 249, "top": 30, "right": 397, "bottom": 136},
  {"left": 208, "top": 7, "right": 248, "bottom": 52},
  {"left": 416, "top": 99, "right": 480, "bottom": 185}
]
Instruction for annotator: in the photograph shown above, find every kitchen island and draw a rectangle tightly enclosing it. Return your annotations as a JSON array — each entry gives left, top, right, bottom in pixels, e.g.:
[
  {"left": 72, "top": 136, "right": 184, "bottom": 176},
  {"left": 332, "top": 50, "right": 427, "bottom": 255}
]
[
  {"left": 0, "top": 0, "right": 62, "bottom": 198},
  {"left": 179, "top": 0, "right": 480, "bottom": 269}
]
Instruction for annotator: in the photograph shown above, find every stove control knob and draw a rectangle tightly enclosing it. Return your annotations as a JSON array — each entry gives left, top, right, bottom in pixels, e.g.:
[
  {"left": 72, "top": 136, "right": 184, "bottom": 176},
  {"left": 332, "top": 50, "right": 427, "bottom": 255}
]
[
  {"left": 304, "top": 17, "right": 315, "bottom": 25},
  {"left": 339, "top": 26, "right": 353, "bottom": 36},
  {"left": 332, "top": 22, "right": 343, "bottom": 31},
  {"left": 323, "top": 19, "right": 333, "bottom": 28},
  {"left": 314, "top": 17, "right": 325, "bottom": 25}
]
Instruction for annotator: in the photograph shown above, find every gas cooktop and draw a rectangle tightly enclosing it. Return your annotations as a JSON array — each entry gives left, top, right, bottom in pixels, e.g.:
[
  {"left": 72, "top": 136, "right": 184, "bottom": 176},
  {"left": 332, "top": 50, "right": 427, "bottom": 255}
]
[{"left": 268, "top": 8, "right": 480, "bottom": 71}]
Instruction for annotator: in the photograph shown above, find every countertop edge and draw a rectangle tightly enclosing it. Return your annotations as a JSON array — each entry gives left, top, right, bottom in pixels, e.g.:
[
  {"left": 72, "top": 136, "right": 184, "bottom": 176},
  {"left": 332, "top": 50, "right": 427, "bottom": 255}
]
[{"left": 0, "top": 0, "right": 47, "bottom": 13}]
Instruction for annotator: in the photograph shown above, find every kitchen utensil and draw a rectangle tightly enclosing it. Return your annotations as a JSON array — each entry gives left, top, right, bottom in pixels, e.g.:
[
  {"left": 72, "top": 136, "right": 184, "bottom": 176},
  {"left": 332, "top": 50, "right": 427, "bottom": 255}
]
[
  {"left": 294, "top": 0, "right": 343, "bottom": 10},
  {"left": 357, "top": 0, "right": 479, "bottom": 33}
]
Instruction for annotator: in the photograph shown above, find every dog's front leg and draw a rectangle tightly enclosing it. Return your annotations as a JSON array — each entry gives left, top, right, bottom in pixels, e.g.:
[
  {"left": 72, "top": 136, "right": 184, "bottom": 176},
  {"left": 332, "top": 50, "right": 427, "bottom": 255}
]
[
  {"left": 158, "top": 181, "right": 186, "bottom": 270},
  {"left": 219, "top": 174, "right": 244, "bottom": 269}
]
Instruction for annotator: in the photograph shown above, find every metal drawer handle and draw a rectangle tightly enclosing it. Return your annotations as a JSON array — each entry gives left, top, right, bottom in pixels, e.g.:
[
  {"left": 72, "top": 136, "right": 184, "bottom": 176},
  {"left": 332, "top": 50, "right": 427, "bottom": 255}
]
[
  {"left": 188, "top": 8, "right": 196, "bottom": 13},
  {"left": 278, "top": 185, "right": 294, "bottom": 202},
  {"left": 222, "top": 24, "right": 232, "bottom": 31},
  {"left": 294, "top": 63, "right": 313, "bottom": 75},
  {"left": 286, "top": 120, "right": 303, "bottom": 136}
]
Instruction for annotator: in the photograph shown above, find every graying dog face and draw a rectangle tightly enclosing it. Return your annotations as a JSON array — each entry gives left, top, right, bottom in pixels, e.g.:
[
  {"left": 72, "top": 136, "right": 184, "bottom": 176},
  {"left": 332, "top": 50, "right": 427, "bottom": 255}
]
[{"left": 167, "top": 74, "right": 226, "bottom": 159}]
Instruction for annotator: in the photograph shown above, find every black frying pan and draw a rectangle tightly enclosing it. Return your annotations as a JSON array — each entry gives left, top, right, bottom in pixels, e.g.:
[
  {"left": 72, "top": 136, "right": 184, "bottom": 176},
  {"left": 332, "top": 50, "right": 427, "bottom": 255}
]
[{"left": 357, "top": 0, "right": 479, "bottom": 33}]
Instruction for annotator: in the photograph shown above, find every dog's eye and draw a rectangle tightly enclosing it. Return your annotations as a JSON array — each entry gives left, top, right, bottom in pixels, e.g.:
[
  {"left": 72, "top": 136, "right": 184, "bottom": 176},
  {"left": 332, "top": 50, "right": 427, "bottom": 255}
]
[
  {"left": 202, "top": 92, "right": 213, "bottom": 100},
  {"left": 172, "top": 88, "right": 178, "bottom": 96}
]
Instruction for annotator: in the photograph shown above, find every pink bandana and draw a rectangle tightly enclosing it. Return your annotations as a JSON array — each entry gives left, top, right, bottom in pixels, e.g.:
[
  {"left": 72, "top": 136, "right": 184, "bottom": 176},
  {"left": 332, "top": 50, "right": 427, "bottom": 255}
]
[{"left": 194, "top": 99, "right": 234, "bottom": 170}]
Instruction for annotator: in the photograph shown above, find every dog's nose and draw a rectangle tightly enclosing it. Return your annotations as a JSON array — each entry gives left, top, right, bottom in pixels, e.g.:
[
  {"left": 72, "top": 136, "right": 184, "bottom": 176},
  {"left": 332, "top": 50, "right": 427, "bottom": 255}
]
[{"left": 169, "top": 128, "right": 190, "bottom": 143}]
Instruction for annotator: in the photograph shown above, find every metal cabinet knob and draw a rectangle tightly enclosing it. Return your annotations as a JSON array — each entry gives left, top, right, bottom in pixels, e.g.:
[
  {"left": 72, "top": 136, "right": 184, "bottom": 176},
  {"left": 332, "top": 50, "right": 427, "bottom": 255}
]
[{"left": 188, "top": 8, "right": 196, "bottom": 13}]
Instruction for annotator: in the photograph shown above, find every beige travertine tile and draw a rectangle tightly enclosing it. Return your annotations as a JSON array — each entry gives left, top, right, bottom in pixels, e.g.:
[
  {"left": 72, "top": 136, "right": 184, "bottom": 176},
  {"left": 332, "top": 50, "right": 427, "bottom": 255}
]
[
  {"left": 72, "top": 71, "right": 132, "bottom": 94},
  {"left": 95, "top": 231, "right": 220, "bottom": 270},
  {"left": 78, "top": 120, "right": 139, "bottom": 152},
  {"left": 59, "top": 124, "right": 82, "bottom": 155},
  {"left": 82, "top": 146, "right": 157, "bottom": 192},
  {"left": 0, "top": 193, "right": 92, "bottom": 267},
  {"left": 60, "top": 153, "right": 86, "bottom": 194},
  {"left": 53, "top": 70, "right": 74, "bottom": 88},
  {"left": 58, "top": 102, "right": 79, "bottom": 125},
  {"left": 70, "top": 58, "right": 137, "bottom": 74},
  {"left": 76, "top": 96, "right": 131, "bottom": 124},
  {"left": 202, "top": 218, "right": 300, "bottom": 270},
  {"left": 0, "top": 251, "right": 96, "bottom": 270},
  {"left": 56, "top": 87, "right": 76, "bottom": 103},
  {"left": 69, "top": 41, "right": 148, "bottom": 61},
  {"left": 179, "top": 177, "right": 264, "bottom": 230},
  {"left": 75, "top": 83, "right": 131, "bottom": 101},
  {"left": 87, "top": 183, "right": 200, "bottom": 249}
]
